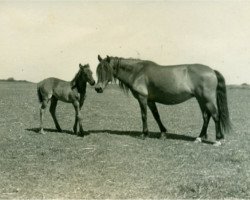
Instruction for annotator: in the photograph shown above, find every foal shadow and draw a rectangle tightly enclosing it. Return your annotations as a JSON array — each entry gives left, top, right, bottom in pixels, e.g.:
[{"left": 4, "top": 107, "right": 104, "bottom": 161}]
[
  {"left": 25, "top": 128, "right": 90, "bottom": 137},
  {"left": 89, "top": 129, "right": 199, "bottom": 142}
]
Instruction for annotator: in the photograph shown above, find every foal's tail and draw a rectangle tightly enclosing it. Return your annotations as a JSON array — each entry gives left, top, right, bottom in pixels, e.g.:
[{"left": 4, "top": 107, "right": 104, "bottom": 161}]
[
  {"left": 214, "top": 70, "right": 232, "bottom": 134},
  {"left": 37, "top": 86, "right": 43, "bottom": 103}
]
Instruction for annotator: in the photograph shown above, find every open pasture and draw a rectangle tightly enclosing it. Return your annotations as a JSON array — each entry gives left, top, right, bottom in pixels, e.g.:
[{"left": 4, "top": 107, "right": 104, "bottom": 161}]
[{"left": 0, "top": 82, "right": 249, "bottom": 199}]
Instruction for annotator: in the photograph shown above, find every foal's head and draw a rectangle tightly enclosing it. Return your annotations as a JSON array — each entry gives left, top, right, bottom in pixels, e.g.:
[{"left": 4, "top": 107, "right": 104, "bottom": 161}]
[
  {"left": 79, "top": 64, "right": 95, "bottom": 86},
  {"left": 95, "top": 55, "right": 114, "bottom": 93},
  {"left": 71, "top": 64, "right": 95, "bottom": 89}
]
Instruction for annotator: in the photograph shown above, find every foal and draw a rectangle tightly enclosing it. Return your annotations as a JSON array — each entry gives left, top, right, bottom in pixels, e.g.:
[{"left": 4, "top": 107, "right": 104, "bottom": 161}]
[{"left": 37, "top": 64, "right": 95, "bottom": 136}]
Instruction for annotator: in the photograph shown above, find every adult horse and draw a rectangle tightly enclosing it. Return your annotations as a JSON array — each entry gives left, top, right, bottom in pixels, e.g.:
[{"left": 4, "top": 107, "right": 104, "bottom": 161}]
[
  {"left": 95, "top": 55, "right": 231, "bottom": 145},
  {"left": 37, "top": 63, "right": 95, "bottom": 136}
]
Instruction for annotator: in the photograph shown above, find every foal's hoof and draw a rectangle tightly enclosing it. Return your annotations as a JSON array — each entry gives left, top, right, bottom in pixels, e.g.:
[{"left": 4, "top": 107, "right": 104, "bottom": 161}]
[
  {"left": 194, "top": 137, "right": 202, "bottom": 143},
  {"left": 140, "top": 134, "right": 147, "bottom": 140},
  {"left": 160, "top": 132, "right": 167, "bottom": 140}
]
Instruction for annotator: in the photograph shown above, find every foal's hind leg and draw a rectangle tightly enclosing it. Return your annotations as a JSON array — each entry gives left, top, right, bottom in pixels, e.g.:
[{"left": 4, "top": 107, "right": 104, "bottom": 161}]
[
  {"left": 50, "top": 96, "right": 62, "bottom": 132},
  {"left": 40, "top": 100, "right": 49, "bottom": 134},
  {"left": 148, "top": 101, "right": 167, "bottom": 139}
]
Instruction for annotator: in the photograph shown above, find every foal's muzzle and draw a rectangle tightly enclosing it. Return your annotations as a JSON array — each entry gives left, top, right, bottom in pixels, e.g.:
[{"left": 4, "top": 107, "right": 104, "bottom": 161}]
[{"left": 89, "top": 80, "right": 95, "bottom": 86}]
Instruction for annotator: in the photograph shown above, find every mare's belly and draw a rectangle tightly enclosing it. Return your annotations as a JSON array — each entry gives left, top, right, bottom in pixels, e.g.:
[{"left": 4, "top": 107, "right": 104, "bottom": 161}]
[{"left": 148, "top": 87, "right": 194, "bottom": 105}]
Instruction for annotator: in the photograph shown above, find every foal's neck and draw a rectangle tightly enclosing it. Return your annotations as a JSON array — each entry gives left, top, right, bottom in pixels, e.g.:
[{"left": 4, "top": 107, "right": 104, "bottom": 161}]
[{"left": 76, "top": 81, "right": 87, "bottom": 94}]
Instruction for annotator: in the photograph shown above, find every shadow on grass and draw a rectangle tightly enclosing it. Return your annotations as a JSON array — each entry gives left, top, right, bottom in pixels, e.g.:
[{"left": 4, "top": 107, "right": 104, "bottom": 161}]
[
  {"left": 25, "top": 128, "right": 90, "bottom": 137},
  {"left": 89, "top": 129, "right": 212, "bottom": 143},
  {"left": 26, "top": 128, "right": 214, "bottom": 144}
]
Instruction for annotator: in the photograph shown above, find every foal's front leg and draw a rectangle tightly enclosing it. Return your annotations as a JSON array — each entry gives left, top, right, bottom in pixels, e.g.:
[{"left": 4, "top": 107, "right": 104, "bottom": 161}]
[
  {"left": 73, "top": 100, "right": 84, "bottom": 136},
  {"left": 39, "top": 100, "right": 48, "bottom": 134}
]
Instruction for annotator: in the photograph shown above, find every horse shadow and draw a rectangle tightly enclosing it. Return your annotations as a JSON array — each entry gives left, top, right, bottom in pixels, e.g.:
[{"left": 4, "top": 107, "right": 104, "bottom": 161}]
[
  {"left": 88, "top": 129, "right": 210, "bottom": 143},
  {"left": 26, "top": 128, "right": 214, "bottom": 144},
  {"left": 25, "top": 128, "right": 90, "bottom": 137}
]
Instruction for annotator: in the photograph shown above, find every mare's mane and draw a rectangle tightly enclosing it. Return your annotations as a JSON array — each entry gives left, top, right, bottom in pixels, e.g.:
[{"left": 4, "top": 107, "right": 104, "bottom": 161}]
[{"left": 113, "top": 57, "right": 141, "bottom": 94}]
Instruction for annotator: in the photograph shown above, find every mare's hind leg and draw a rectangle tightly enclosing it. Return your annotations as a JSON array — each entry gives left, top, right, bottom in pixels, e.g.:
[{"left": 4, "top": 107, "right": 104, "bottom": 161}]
[
  {"left": 148, "top": 101, "right": 167, "bottom": 139},
  {"left": 73, "top": 100, "right": 84, "bottom": 136},
  {"left": 49, "top": 96, "right": 62, "bottom": 132},
  {"left": 197, "top": 97, "right": 223, "bottom": 145},
  {"left": 206, "top": 101, "right": 224, "bottom": 145},
  {"left": 195, "top": 101, "right": 211, "bottom": 143},
  {"left": 40, "top": 100, "right": 49, "bottom": 134}
]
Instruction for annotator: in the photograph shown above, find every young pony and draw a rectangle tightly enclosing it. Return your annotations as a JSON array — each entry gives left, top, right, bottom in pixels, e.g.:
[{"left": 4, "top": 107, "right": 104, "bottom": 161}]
[
  {"left": 95, "top": 55, "right": 231, "bottom": 146},
  {"left": 37, "top": 63, "right": 95, "bottom": 136}
]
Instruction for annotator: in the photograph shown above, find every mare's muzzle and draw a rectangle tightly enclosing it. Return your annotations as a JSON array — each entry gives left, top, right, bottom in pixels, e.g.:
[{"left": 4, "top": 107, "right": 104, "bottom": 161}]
[{"left": 95, "top": 86, "right": 103, "bottom": 93}]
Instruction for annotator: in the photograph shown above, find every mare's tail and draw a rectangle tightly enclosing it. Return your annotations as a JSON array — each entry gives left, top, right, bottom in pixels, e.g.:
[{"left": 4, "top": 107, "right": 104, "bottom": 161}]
[{"left": 214, "top": 70, "right": 232, "bottom": 135}]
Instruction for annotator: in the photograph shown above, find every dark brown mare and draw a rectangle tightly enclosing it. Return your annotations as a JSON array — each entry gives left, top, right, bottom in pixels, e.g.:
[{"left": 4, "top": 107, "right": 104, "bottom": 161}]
[
  {"left": 37, "top": 64, "right": 95, "bottom": 136},
  {"left": 95, "top": 55, "right": 231, "bottom": 146}
]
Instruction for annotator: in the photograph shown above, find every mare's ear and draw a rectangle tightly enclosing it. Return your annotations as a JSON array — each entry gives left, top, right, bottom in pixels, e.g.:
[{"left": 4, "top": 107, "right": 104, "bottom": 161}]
[
  {"left": 98, "top": 55, "right": 102, "bottom": 62},
  {"left": 106, "top": 55, "right": 111, "bottom": 63},
  {"left": 79, "top": 63, "right": 82, "bottom": 69}
]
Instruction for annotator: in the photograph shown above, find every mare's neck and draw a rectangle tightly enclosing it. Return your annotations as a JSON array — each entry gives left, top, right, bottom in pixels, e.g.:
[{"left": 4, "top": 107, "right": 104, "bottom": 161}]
[{"left": 114, "top": 58, "right": 136, "bottom": 86}]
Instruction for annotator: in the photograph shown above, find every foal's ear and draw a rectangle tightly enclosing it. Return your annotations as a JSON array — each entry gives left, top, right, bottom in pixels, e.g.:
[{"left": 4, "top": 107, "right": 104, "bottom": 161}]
[
  {"left": 98, "top": 55, "right": 102, "bottom": 62},
  {"left": 79, "top": 63, "right": 82, "bottom": 68},
  {"left": 106, "top": 55, "right": 111, "bottom": 63}
]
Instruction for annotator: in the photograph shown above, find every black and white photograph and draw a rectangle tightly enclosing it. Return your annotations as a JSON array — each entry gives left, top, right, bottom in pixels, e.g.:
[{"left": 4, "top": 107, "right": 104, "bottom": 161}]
[{"left": 0, "top": 0, "right": 249, "bottom": 199}]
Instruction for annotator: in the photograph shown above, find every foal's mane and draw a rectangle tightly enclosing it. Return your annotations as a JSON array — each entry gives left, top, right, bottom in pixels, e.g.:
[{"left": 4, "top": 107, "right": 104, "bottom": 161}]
[{"left": 70, "top": 68, "right": 82, "bottom": 89}]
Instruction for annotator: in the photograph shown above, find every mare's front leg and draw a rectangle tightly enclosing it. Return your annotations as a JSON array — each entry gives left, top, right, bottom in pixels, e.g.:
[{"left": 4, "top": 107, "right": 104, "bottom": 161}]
[
  {"left": 73, "top": 100, "right": 84, "bottom": 136},
  {"left": 148, "top": 101, "right": 167, "bottom": 139},
  {"left": 137, "top": 94, "right": 148, "bottom": 139}
]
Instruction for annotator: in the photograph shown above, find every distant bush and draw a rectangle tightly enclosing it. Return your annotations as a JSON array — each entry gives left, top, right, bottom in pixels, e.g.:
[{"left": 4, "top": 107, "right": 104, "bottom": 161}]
[
  {"left": 7, "top": 77, "right": 15, "bottom": 82},
  {"left": 241, "top": 83, "right": 249, "bottom": 86},
  {"left": 0, "top": 77, "right": 31, "bottom": 83}
]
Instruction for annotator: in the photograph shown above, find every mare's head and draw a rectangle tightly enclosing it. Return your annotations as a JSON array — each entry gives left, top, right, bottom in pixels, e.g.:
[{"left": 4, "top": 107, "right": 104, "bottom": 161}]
[{"left": 95, "top": 55, "right": 114, "bottom": 93}]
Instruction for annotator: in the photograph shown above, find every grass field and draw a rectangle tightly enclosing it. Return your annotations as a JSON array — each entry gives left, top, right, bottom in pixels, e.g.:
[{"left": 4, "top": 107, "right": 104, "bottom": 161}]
[{"left": 0, "top": 82, "right": 249, "bottom": 199}]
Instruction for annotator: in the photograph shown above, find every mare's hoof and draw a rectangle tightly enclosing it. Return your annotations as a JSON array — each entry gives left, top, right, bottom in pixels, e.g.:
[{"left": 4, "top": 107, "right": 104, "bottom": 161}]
[
  {"left": 39, "top": 130, "right": 45, "bottom": 135},
  {"left": 78, "top": 130, "right": 85, "bottom": 137},
  {"left": 194, "top": 137, "right": 202, "bottom": 143},
  {"left": 78, "top": 132, "right": 85, "bottom": 137},
  {"left": 213, "top": 141, "right": 221, "bottom": 146},
  {"left": 213, "top": 139, "right": 225, "bottom": 146}
]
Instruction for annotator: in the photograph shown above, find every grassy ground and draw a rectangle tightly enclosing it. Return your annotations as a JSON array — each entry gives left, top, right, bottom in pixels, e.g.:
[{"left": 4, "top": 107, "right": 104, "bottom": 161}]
[{"left": 0, "top": 82, "right": 249, "bottom": 199}]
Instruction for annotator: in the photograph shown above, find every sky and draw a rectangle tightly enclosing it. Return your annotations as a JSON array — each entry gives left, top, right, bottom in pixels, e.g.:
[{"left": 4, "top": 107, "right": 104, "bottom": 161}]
[{"left": 0, "top": 0, "right": 250, "bottom": 84}]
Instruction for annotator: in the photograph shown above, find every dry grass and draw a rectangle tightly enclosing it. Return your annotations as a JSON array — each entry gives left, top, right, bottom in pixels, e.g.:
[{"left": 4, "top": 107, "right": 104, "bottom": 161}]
[{"left": 0, "top": 82, "right": 249, "bottom": 199}]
